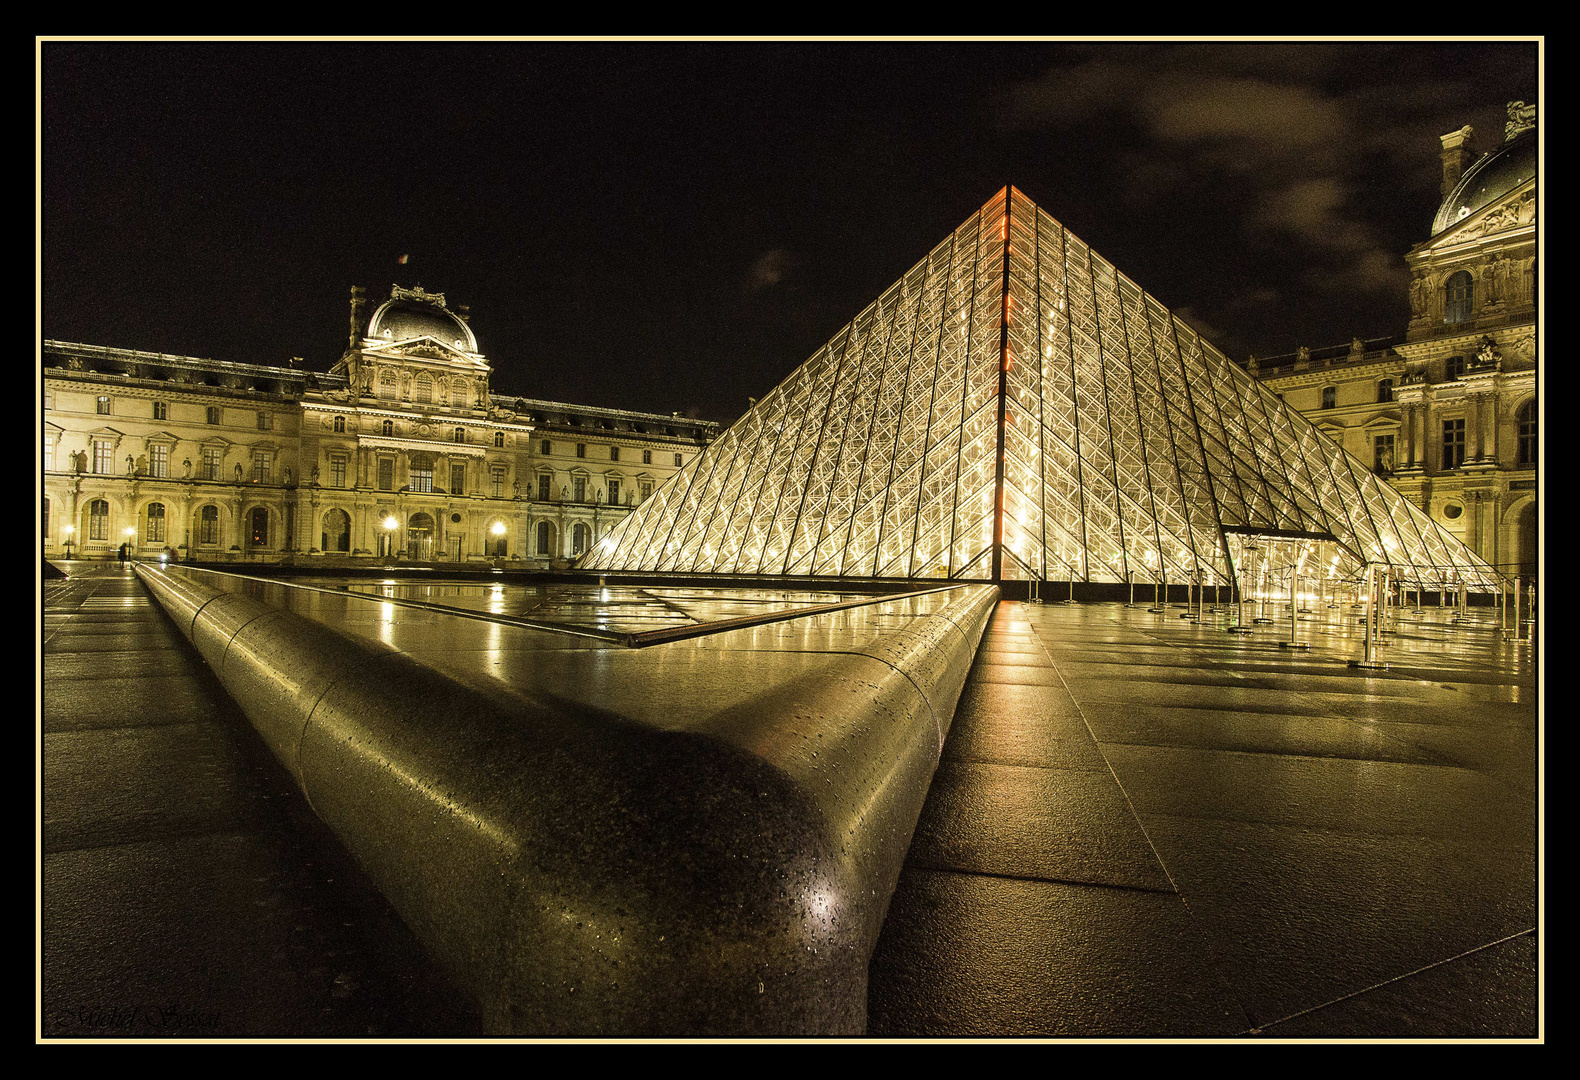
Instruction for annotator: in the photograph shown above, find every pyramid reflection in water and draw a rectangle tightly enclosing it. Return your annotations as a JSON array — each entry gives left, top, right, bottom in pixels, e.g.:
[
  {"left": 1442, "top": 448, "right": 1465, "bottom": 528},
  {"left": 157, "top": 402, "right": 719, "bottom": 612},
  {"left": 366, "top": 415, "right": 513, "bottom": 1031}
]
[{"left": 584, "top": 188, "right": 1499, "bottom": 591}]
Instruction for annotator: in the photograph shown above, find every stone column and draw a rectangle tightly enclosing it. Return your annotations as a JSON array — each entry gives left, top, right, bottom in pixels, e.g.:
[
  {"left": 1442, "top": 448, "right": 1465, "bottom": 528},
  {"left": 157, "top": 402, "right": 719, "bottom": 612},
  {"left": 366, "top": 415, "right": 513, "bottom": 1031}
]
[{"left": 1472, "top": 394, "right": 1487, "bottom": 461}]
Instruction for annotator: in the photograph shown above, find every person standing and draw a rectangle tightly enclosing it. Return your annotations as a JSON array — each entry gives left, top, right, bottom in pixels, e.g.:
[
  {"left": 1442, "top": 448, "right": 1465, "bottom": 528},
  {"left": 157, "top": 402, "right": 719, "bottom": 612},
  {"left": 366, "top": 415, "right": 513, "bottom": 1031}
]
[{"left": 118, "top": 541, "right": 130, "bottom": 569}]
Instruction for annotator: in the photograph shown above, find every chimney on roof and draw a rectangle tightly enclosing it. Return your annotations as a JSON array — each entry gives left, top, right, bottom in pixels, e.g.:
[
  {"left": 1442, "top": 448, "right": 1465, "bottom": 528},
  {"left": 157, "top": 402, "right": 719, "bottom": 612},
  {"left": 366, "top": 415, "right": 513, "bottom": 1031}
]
[
  {"left": 1439, "top": 126, "right": 1477, "bottom": 197},
  {"left": 349, "top": 285, "right": 366, "bottom": 350}
]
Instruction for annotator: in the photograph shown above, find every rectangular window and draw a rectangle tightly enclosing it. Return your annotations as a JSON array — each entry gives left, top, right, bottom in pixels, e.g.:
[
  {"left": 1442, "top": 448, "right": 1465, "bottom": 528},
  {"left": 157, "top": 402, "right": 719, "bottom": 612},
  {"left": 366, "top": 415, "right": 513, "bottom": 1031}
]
[
  {"left": 89, "top": 501, "right": 109, "bottom": 541},
  {"left": 608, "top": 479, "right": 620, "bottom": 505},
  {"left": 639, "top": 481, "right": 652, "bottom": 503},
  {"left": 257, "top": 411, "right": 273, "bottom": 431},
  {"left": 93, "top": 439, "right": 114, "bottom": 474},
  {"left": 1444, "top": 355, "right": 1465, "bottom": 380},
  {"left": 97, "top": 396, "right": 111, "bottom": 415},
  {"left": 1376, "top": 380, "right": 1394, "bottom": 404},
  {"left": 541, "top": 440, "right": 551, "bottom": 455},
  {"left": 44, "top": 436, "right": 53, "bottom": 473},
  {"left": 576, "top": 444, "right": 586, "bottom": 459},
  {"left": 202, "top": 447, "right": 223, "bottom": 480},
  {"left": 538, "top": 474, "right": 552, "bottom": 501},
  {"left": 411, "top": 465, "right": 433, "bottom": 493},
  {"left": 1442, "top": 419, "right": 1465, "bottom": 470},
  {"left": 491, "top": 467, "right": 505, "bottom": 498},
  {"left": 1373, "top": 434, "right": 1395, "bottom": 476},
  {"left": 207, "top": 406, "right": 222, "bottom": 425},
  {"left": 150, "top": 445, "right": 169, "bottom": 478},
  {"left": 454, "top": 428, "right": 466, "bottom": 444},
  {"left": 674, "top": 453, "right": 683, "bottom": 467},
  {"left": 145, "top": 503, "right": 166, "bottom": 544},
  {"left": 252, "top": 452, "right": 272, "bottom": 484},
  {"left": 199, "top": 506, "right": 219, "bottom": 545},
  {"left": 451, "top": 464, "right": 467, "bottom": 495},
  {"left": 610, "top": 446, "right": 620, "bottom": 462},
  {"left": 330, "top": 455, "right": 347, "bottom": 489},
  {"left": 154, "top": 401, "right": 168, "bottom": 420},
  {"left": 574, "top": 477, "right": 586, "bottom": 503},
  {"left": 642, "top": 450, "right": 652, "bottom": 465},
  {"left": 378, "top": 458, "right": 394, "bottom": 491}
]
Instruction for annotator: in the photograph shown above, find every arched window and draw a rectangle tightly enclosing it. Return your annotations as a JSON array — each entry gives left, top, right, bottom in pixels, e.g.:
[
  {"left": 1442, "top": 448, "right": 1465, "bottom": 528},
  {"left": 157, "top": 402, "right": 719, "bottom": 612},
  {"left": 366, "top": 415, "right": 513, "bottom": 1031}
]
[
  {"left": 381, "top": 419, "right": 394, "bottom": 437},
  {"left": 333, "top": 415, "right": 346, "bottom": 433},
  {"left": 199, "top": 505, "right": 219, "bottom": 545},
  {"left": 1517, "top": 400, "right": 1537, "bottom": 466},
  {"left": 454, "top": 427, "right": 466, "bottom": 444},
  {"left": 572, "top": 523, "right": 590, "bottom": 555},
  {"left": 145, "top": 503, "right": 166, "bottom": 544},
  {"left": 88, "top": 499, "right": 109, "bottom": 541},
  {"left": 1444, "top": 271, "right": 1473, "bottom": 325},
  {"left": 1320, "top": 386, "right": 1337, "bottom": 410},
  {"left": 378, "top": 369, "right": 397, "bottom": 400},
  {"left": 250, "top": 507, "right": 269, "bottom": 548},
  {"left": 536, "top": 520, "right": 552, "bottom": 556},
  {"left": 494, "top": 431, "right": 505, "bottom": 448},
  {"left": 415, "top": 373, "right": 433, "bottom": 404},
  {"left": 322, "top": 509, "right": 351, "bottom": 553},
  {"left": 1377, "top": 379, "right": 1393, "bottom": 403},
  {"left": 453, "top": 382, "right": 469, "bottom": 408}
]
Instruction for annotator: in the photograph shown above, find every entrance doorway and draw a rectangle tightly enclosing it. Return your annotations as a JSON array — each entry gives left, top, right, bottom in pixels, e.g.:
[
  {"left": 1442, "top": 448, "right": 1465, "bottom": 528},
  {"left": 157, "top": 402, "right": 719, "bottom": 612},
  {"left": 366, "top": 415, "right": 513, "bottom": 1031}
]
[{"left": 407, "top": 512, "right": 435, "bottom": 561}]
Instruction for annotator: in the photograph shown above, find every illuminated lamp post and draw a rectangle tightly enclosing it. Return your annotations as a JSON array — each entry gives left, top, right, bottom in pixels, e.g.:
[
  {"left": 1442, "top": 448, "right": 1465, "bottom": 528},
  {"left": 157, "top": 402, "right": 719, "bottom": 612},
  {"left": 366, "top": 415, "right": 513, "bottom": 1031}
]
[
  {"left": 490, "top": 520, "right": 507, "bottom": 558},
  {"left": 62, "top": 524, "right": 75, "bottom": 561},
  {"left": 382, "top": 515, "right": 400, "bottom": 559}
]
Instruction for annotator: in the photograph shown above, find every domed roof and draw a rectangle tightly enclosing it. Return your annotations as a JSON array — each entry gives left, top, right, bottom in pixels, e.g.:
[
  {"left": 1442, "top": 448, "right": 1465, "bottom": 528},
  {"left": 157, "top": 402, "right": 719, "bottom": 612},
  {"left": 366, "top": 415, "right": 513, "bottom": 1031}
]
[
  {"left": 365, "top": 285, "right": 478, "bottom": 353},
  {"left": 1431, "top": 127, "right": 1535, "bottom": 236}
]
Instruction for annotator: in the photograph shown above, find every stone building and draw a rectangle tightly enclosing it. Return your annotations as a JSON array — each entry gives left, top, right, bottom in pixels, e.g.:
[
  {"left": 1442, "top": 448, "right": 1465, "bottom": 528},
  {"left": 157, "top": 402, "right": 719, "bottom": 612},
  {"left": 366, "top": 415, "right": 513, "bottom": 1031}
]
[
  {"left": 1251, "top": 102, "right": 1537, "bottom": 579},
  {"left": 42, "top": 284, "right": 717, "bottom": 566}
]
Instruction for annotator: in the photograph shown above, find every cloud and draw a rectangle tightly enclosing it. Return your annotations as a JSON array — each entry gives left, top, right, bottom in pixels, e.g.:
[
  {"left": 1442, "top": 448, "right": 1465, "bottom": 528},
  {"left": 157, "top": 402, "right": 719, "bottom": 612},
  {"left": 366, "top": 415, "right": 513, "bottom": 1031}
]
[{"left": 746, "top": 248, "right": 795, "bottom": 292}]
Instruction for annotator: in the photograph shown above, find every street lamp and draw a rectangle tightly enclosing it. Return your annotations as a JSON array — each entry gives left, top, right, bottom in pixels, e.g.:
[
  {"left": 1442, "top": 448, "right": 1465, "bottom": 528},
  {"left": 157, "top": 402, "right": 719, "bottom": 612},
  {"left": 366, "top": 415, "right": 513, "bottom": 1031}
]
[
  {"left": 382, "top": 515, "right": 399, "bottom": 559},
  {"left": 490, "top": 520, "right": 507, "bottom": 558},
  {"left": 62, "top": 524, "right": 75, "bottom": 560}
]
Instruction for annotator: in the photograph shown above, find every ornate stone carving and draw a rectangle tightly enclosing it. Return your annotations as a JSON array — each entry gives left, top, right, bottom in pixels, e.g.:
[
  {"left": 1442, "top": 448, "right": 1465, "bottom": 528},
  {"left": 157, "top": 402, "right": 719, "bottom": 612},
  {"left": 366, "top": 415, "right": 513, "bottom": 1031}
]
[
  {"left": 391, "top": 283, "right": 447, "bottom": 309},
  {"left": 1505, "top": 100, "right": 1536, "bottom": 141},
  {"left": 1410, "top": 275, "right": 1428, "bottom": 317}
]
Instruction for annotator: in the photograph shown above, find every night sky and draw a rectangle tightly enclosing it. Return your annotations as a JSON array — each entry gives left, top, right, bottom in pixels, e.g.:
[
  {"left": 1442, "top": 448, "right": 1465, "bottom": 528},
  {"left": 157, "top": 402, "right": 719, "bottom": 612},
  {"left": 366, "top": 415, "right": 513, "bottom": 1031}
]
[{"left": 41, "top": 40, "right": 1539, "bottom": 426}]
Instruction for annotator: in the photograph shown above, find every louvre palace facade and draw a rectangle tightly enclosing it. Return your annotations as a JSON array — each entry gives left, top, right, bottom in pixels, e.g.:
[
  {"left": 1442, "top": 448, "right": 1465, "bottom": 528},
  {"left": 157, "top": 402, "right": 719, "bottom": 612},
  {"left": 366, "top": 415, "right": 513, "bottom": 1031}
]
[
  {"left": 1252, "top": 102, "right": 1538, "bottom": 579},
  {"left": 42, "top": 284, "right": 717, "bottom": 566}
]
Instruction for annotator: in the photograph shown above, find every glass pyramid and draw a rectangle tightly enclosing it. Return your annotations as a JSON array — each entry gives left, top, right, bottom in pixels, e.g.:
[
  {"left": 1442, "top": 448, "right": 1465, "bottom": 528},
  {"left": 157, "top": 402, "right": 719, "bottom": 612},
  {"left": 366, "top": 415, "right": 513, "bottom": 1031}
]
[{"left": 583, "top": 188, "right": 1502, "bottom": 592}]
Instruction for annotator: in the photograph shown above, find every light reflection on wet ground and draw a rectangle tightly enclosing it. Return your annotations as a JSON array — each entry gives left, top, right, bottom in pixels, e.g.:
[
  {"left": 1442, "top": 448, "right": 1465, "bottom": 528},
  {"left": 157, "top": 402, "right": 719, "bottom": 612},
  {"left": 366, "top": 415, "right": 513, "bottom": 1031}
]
[{"left": 291, "top": 577, "right": 877, "bottom": 634}]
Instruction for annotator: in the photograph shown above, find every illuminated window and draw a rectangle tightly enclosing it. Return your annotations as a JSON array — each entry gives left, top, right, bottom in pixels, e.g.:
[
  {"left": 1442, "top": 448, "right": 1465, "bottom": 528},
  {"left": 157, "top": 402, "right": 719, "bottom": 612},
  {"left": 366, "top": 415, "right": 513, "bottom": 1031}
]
[
  {"left": 93, "top": 439, "right": 114, "bottom": 474},
  {"left": 153, "top": 401, "right": 168, "bottom": 420},
  {"left": 1373, "top": 434, "right": 1395, "bottom": 476},
  {"left": 199, "top": 505, "right": 219, "bottom": 545},
  {"left": 145, "top": 503, "right": 166, "bottom": 544},
  {"left": 1442, "top": 418, "right": 1465, "bottom": 470},
  {"left": 96, "top": 396, "right": 111, "bottom": 415},
  {"left": 1320, "top": 386, "right": 1337, "bottom": 410},
  {"left": 1517, "top": 400, "right": 1536, "bottom": 465},
  {"left": 150, "top": 445, "right": 168, "bottom": 478},
  {"left": 88, "top": 499, "right": 109, "bottom": 541},
  {"left": 1444, "top": 271, "right": 1473, "bottom": 325},
  {"left": 411, "top": 465, "right": 433, "bottom": 493},
  {"left": 44, "top": 435, "right": 54, "bottom": 472},
  {"left": 250, "top": 507, "right": 269, "bottom": 547},
  {"left": 202, "top": 447, "right": 223, "bottom": 480}
]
